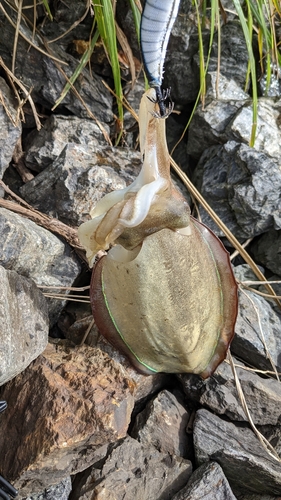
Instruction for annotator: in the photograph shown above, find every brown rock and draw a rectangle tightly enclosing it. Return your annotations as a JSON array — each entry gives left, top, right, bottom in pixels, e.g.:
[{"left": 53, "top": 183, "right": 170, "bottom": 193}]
[
  {"left": 96, "top": 336, "right": 170, "bottom": 404},
  {"left": 0, "top": 343, "right": 135, "bottom": 497},
  {"left": 59, "top": 306, "right": 170, "bottom": 404}
]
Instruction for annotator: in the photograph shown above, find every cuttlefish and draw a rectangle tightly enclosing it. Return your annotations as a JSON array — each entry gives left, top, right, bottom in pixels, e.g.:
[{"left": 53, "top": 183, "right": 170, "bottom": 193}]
[{"left": 78, "top": 89, "right": 238, "bottom": 378}]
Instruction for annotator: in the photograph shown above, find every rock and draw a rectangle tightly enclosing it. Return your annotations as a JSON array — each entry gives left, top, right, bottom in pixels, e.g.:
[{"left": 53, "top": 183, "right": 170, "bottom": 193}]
[
  {"left": 0, "top": 77, "right": 22, "bottom": 179},
  {"left": 188, "top": 97, "right": 281, "bottom": 164},
  {"left": 20, "top": 143, "right": 142, "bottom": 226},
  {"left": 0, "top": 265, "right": 48, "bottom": 386},
  {"left": 193, "top": 141, "right": 281, "bottom": 238},
  {"left": 251, "top": 230, "right": 281, "bottom": 277},
  {"left": 71, "top": 435, "right": 192, "bottom": 500},
  {"left": 171, "top": 462, "right": 237, "bottom": 500},
  {"left": 259, "top": 69, "right": 281, "bottom": 97},
  {"left": 96, "top": 336, "right": 170, "bottom": 405},
  {"left": 237, "top": 495, "right": 281, "bottom": 500},
  {"left": 24, "top": 115, "right": 110, "bottom": 172},
  {"left": 57, "top": 301, "right": 99, "bottom": 347},
  {"left": 21, "top": 477, "right": 72, "bottom": 500},
  {"left": 205, "top": 72, "right": 250, "bottom": 102},
  {"left": 230, "top": 99, "right": 281, "bottom": 160},
  {"left": 130, "top": 390, "right": 190, "bottom": 457},
  {"left": 0, "top": 343, "right": 135, "bottom": 497},
  {"left": 166, "top": 113, "right": 191, "bottom": 177},
  {"left": 178, "top": 358, "right": 281, "bottom": 425},
  {"left": 0, "top": 208, "right": 81, "bottom": 325},
  {"left": 39, "top": 1, "right": 93, "bottom": 52},
  {"left": 0, "top": 9, "right": 113, "bottom": 122},
  {"left": 58, "top": 308, "right": 169, "bottom": 405},
  {"left": 234, "top": 264, "right": 264, "bottom": 288},
  {"left": 201, "top": 22, "right": 251, "bottom": 92},
  {"left": 187, "top": 75, "right": 248, "bottom": 160},
  {"left": 193, "top": 409, "right": 281, "bottom": 496},
  {"left": 231, "top": 290, "right": 281, "bottom": 372},
  {"left": 123, "top": 80, "right": 145, "bottom": 132}
]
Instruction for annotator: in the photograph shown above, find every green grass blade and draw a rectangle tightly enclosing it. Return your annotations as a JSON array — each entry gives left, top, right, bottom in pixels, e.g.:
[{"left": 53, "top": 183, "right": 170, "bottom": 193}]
[
  {"left": 53, "top": 29, "right": 99, "bottom": 110},
  {"left": 128, "top": 0, "right": 141, "bottom": 41},
  {"left": 194, "top": 0, "right": 206, "bottom": 103},
  {"left": 92, "top": 0, "right": 123, "bottom": 130},
  {"left": 42, "top": 0, "right": 53, "bottom": 20},
  {"left": 232, "top": 0, "right": 258, "bottom": 146}
]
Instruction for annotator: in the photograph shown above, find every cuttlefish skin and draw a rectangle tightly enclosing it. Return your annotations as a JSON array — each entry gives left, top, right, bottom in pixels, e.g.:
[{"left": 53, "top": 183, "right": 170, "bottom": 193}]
[
  {"left": 78, "top": 88, "right": 238, "bottom": 378},
  {"left": 91, "top": 220, "right": 238, "bottom": 378}
]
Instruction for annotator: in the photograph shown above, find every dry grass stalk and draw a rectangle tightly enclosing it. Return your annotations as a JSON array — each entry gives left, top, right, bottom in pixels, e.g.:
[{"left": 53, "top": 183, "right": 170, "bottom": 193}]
[
  {"left": 228, "top": 351, "right": 281, "bottom": 462},
  {"left": 0, "top": 180, "right": 86, "bottom": 258},
  {"left": 239, "top": 286, "right": 280, "bottom": 382},
  {"left": 0, "top": 56, "right": 41, "bottom": 130},
  {"left": 0, "top": 2, "right": 67, "bottom": 64}
]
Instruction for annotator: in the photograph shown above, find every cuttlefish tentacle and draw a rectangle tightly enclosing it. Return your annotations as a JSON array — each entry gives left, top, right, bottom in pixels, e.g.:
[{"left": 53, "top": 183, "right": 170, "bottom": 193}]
[{"left": 78, "top": 88, "right": 190, "bottom": 264}]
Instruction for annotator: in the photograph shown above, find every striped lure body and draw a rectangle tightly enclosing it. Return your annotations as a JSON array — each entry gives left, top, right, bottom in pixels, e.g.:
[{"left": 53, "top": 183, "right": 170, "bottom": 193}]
[{"left": 141, "top": 0, "right": 181, "bottom": 87}]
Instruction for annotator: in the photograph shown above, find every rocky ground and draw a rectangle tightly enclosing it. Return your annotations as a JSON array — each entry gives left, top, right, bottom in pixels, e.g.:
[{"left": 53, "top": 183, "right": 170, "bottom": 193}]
[{"left": 0, "top": 0, "right": 281, "bottom": 499}]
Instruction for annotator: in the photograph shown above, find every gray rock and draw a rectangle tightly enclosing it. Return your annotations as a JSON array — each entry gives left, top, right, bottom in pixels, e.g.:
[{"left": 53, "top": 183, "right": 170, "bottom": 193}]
[
  {"left": 251, "top": 230, "right": 281, "bottom": 277},
  {"left": 237, "top": 495, "right": 281, "bottom": 500},
  {"left": 188, "top": 97, "right": 281, "bottom": 164},
  {"left": 131, "top": 390, "right": 190, "bottom": 457},
  {"left": 231, "top": 290, "right": 281, "bottom": 372},
  {"left": 0, "top": 78, "right": 22, "bottom": 179},
  {"left": 234, "top": 264, "right": 264, "bottom": 288},
  {"left": 193, "top": 141, "right": 281, "bottom": 238},
  {"left": 20, "top": 143, "right": 141, "bottom": 226},
  {"left": 21, "top": 477, "right": 72, "bottom": 500},
  {"left": 187, "top": 75, "right": 249, "bottom": 160},
  {"left": 178, "top": 358, "right": 281, "bottom": 425},
  {"left": 123, "top": 79, "right": 145, "bottom": 133},
  {"left": 24, "top": 115, "right": 110, "bottom": 172},
  {"left": 259, "top": 66, "right": 281, "bottom": 97},
  {"left": 206, "top": 72, "right": 250, "bottom": 102},
  {"left": 194, "top": 409, "right": 281, "bottom": 496},
  {"left": 0, "top": 10, "right": 112, "bottom": 122},
  {"left": 39, "top": 1, "right": 93, "bottom": 52},
  {"left": 0, "top": 208, "right": 81, "bottom": 325},
  {"left": 72, "top": 436, "right": 192, "bottom": 500},
  {"left": 202, "top": 22, "right": 250, "bottom": 92},
  {"left": 230, "top": 99, "right": 281, "bottom": 160},
  {"left": 171, "top": 462, "right": 237, "bottom": 500},
  {"left": 0, "top": 265, "right": 48, "bottom": 386}
]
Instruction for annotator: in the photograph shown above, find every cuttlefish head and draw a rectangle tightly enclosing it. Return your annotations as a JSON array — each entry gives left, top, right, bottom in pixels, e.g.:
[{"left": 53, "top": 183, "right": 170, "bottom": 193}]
[{"left": 78, "top": 88, "right": 191, "bottom": 266}]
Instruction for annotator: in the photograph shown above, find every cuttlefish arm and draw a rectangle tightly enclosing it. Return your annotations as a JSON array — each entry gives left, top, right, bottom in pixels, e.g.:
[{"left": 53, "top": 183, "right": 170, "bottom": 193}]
[{"left": 78, "top": 88, "right": 190, "bottom": 266}]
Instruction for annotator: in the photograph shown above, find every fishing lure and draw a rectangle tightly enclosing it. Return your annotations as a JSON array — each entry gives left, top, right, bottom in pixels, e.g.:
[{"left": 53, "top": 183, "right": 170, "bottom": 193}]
[
  {"left": 140, "top": 0, "right": 181, "bottom": 116},
  {"left": 78, "top": 89, "right": 238, "bottom": 378}
]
